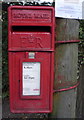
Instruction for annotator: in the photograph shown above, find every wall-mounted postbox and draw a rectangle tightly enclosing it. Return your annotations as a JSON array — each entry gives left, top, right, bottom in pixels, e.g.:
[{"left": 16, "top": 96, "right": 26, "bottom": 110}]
[{"left": 8, "top": 6, "right": 55, "bottom": 113}]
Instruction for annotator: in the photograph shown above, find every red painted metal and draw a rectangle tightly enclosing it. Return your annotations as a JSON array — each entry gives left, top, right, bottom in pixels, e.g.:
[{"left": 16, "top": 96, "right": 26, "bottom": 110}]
[
  {"left": 8, "top": 6, "right": 55, "bottom": 113},
  {"left": 55, "top": 40, "right": 80, "bottom": 44},
  {"left": 53, "top": 81, "right": 79, "bottom": 93}
]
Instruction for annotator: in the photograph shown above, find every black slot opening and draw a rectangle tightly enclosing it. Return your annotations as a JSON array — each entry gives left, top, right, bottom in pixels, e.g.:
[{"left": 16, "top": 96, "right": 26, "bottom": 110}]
[{"left": 12, "top": 26, "right": 51, "bottom": 32}]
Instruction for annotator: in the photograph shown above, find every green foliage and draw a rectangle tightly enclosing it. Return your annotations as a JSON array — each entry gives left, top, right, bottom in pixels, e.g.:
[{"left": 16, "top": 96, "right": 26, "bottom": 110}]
[
  {"left": 79, "top": 20, "right": 84, "bottom": 39},
  {"left": 79, "top": 20, "right": 84, "bottom": 65},
  {"left": 2, "top": 8, "right": 9, "bottom": 98}
]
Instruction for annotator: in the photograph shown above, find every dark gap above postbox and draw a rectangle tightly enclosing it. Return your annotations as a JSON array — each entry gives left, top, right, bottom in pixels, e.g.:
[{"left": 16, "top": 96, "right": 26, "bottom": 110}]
[{"left": 12, "top": 26, "right": 51, "bottom": 33}]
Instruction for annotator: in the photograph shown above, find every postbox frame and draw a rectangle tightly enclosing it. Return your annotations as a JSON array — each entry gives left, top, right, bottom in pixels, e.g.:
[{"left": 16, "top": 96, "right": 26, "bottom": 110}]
[{"left": 8, "top": 6, "right": 55, "bottom": 113}]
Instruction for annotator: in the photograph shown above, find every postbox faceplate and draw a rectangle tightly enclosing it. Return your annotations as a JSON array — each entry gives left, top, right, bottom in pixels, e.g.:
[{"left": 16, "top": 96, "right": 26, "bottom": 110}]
[{"left": 11, "top": 32, "right": 51, "bottom": 50}]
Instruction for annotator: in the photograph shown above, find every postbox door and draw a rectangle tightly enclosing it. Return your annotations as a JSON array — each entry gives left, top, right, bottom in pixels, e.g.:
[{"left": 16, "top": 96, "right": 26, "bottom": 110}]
[{"left": 9, "top": 51, "right": 53, "bottom": 113}]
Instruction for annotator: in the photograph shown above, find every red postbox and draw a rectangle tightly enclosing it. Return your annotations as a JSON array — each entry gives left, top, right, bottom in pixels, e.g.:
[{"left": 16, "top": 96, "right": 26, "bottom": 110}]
[{"left": 8, "top": 6, "right": 55, "bottom": 113}]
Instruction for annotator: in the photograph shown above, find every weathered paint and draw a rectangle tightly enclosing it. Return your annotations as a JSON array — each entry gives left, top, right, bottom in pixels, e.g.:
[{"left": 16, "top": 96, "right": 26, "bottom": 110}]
[{"left": 54, "top": 44, "right": 78, "bottom": 90}]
